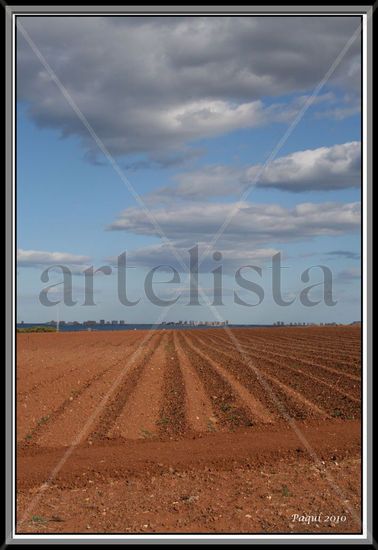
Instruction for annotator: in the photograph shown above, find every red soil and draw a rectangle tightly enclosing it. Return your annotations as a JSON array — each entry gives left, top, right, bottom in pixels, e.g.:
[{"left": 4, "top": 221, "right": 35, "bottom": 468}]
[{"left": 16, "top": 326, "right": 362, "bottom": 534}]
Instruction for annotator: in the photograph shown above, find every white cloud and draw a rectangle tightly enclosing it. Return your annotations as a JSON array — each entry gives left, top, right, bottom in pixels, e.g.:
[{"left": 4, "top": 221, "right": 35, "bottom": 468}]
[
  {"left": 17, "top": 16, "right": 361, "bottom": 162},
  {"left": 251, "top": 141, "right": 361, "bottom": 192},
  {"left": 108, "top": 200, "right": 360, "bottom": 246},
  {"left": 337, "top": 267, "right": 361, "bottom": 282},
  {"left": 326, "top": 250, "right": 360, "bottom": 260},
  {"left": 110, "top": 243, "right": 279, "bottom": 273},
  {"left": 17, "top": 249, "right": 91, "bottom": 269},
  {"left": 105, "top": 199, "right": 360, "bottom": 274},
  {"left": 151, "top": 142, "right": 360, "bottom": 199}
]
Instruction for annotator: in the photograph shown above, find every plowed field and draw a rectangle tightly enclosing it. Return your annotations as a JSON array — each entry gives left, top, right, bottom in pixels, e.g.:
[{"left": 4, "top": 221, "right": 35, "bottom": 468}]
[{"left": 16, "top": 326, "right": 362, "bottom": 534}]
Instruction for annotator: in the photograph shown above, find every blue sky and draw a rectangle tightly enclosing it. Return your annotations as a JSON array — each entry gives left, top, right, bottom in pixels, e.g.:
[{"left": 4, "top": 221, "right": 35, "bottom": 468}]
[{"left": 17, "top": 16, "right": 362, "bottom": 324}]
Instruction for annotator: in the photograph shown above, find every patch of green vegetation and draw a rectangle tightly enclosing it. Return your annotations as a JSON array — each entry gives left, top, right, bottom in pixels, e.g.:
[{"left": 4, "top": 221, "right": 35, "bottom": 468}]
[
  {"left": 156, "top": 417, "right": 170, "bottom": 426},
  {"left": 37, "top": 415, "right": 50, "bottom": 426},
  {"left": 281, "top": 484, "right": 291, "bottom": 497},
  {"left": 25, "top": 433, "right": 33, "bottom": 441},
  {"left": 140, "top": 428, "right": 153, "bottom": 439},
  {"left": 31, "top": 515, "right": 47, "bottom": 524},
  {"left": 331, "top": 409, "right": 343, "bottom": 418},
  {"left": 17, "top": 326, "right": 57, "bottom": 333},
  {"left": 227, "top": 413, "right": 239, "bottom": 423},
  {"left": 207, "top": 421, "right": 216, "bottom": 432},
  {"left": 220, "top": 402, "right": 232, "bottom": 413}
]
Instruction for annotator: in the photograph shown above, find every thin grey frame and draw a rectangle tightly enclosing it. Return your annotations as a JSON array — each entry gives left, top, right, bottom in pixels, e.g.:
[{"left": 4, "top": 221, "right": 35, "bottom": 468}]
[{"left": 5, "top": 4, "right": 373, "bottom": 545}]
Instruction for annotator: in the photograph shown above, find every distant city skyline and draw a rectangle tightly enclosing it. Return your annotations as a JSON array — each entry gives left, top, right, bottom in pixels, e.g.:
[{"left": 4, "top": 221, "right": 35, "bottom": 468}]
[{"left": 17, "top": 319, "right": 360, "bottom": 329}]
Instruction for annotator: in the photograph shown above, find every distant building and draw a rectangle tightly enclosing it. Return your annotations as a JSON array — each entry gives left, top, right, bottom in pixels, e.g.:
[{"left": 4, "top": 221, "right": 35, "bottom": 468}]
[
  {"left": 111, "top": 320, "right": 118, "bottom": 325},
  {"left": 120, "top": 320, "right": 125, "bottom": 324},
  {"left": 84, "top": 320, "right": 97, "bottom": 326},
  {"left": 99, "top": 319, "right": 105, "bottom": 325}
]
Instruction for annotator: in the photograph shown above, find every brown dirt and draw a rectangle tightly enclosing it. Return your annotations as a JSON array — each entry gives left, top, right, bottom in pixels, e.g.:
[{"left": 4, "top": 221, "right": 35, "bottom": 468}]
[
  {"left": 109, "top": 334, "right": 168, "bottom": 440},
  {"left": 173, "top": 332, "right": 216, "bottom": 433},
  {"left": 195, "top": 332, "right": 360, "bottom": 420},
  {"left": 182, "top": 333, "right": 274, "bottom": 424},
  {"left": 16, "top": 326, "right": 362, "bottom": 534},
  {"left": 157, "top": 332, "right": 188, "bottom": 439}
]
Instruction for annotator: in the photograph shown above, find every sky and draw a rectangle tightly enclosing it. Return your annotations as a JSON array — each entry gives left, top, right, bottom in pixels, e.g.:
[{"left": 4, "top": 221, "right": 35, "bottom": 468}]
[{"left": 16, "top": 15, "right": 362, "bottom": 325}]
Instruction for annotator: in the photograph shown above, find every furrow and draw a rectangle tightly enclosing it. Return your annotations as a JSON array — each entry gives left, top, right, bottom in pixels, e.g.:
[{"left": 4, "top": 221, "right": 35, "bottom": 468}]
[
  {"left": 157, "top": 332, "right": 188, "bottom": 439},
  {"left": 193, "top": 332, "right": 330, "bottom": 420},
  {"left": 207, "top": 333, "right": 361, "bottom": 390},
  {"left": 108, "top": 335, "right": 168, "bottom": 440},
  {"left": 88, "top": 333, "right": 164, "bottom": 440},
  {"left": 177, "top": 332, "right": 252, "bottom": 430},
  {"left": 172, "top": 331, "right": 216, "bottom": 433},
  {"left": 182, "top": 333, "right": 274, "bottom": 424}
]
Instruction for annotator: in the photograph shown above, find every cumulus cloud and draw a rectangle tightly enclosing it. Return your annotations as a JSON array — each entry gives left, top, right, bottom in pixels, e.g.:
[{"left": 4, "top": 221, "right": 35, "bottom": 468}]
[
  {"left": 326, "top": 250, "right": 360, "bottom": 260},
  {"left": 108, "top": 200, "right": 360, "bottom": 248},
  {"left": 337, "top": 267, "right": 361, "bottom": 282},
  {"left": 316, "top": 103, "right": 360, "bottom": 121},
  {"left": 108, "top": 243, "right": 279, "bottom": 273},
  {"left": 152, "top": 142, "right": 360, "bottom": 199},
  {"left": 252, "top": 141, "right": 361, "bottom": 192},
  {"left": 18, "top": 249, "right": 91, "bottom": 266},
  {"left": 17, "top": 249, "right": 92, "bottom": 274},
  {"left": 17, "top": 16, "right": 361, "bottom": 162},
  {"left": 104, "top": 199, "right": 360, "bottom": 274}
]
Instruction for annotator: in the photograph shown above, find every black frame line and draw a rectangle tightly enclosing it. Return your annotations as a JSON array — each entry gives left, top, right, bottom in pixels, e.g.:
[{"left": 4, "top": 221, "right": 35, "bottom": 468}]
[{"left": 13, "top": 9, "right": 365, "bottom": 540}]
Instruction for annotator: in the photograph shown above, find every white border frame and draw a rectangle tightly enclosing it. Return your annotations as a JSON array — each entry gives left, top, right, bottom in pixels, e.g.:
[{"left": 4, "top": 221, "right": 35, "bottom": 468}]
[{"left": 10, "top": 9, "right": 370, "bottom": 544}]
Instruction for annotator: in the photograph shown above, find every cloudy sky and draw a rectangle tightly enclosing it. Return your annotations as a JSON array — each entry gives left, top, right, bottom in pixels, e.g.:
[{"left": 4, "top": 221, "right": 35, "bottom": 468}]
[{"left": 17, "top": 15, "right": 362, "bottom": 324}]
